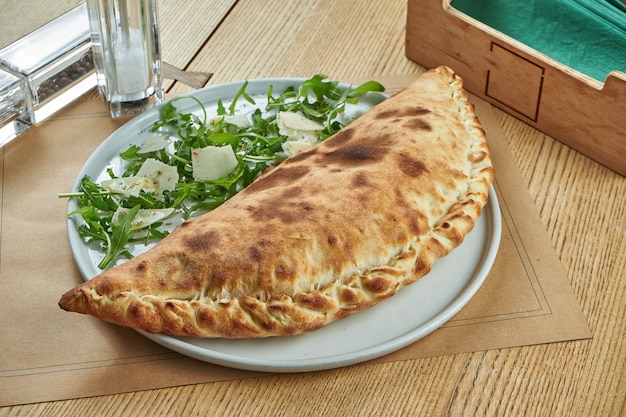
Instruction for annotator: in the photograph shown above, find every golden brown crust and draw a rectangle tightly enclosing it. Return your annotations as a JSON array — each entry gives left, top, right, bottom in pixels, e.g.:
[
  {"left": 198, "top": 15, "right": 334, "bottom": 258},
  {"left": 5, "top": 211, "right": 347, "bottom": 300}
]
[{"left": 59, "top": 66, "right": 494, "bottom": 338}]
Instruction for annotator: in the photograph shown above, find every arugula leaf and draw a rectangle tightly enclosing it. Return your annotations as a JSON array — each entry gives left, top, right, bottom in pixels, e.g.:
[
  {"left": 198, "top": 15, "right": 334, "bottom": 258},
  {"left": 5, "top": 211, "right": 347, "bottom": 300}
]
[
  {"left": 60, "top": 75, "right": 385, "bottom": 270},
  {"left": 352, "top": 80, "right": 385, "bottom": 96},
  {"left": 98, "top": 205, "right": 139, "bottom": 269},
  {"left": 229, "top": 81, "right": 255, "bottom": 115}
]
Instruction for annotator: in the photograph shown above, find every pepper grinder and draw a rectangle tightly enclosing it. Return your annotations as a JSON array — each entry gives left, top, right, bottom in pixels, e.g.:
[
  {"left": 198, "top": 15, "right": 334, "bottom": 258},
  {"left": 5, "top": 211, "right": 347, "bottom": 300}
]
[{"left": 86, "top": 0, "right": 164, "bottom": 118}]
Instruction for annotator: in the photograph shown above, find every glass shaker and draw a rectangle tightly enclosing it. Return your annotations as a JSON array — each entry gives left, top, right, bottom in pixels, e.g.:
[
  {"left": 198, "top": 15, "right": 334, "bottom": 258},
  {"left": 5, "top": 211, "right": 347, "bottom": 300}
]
[{"left": 86, "top": 0, "right": 164, "bottom": 118}]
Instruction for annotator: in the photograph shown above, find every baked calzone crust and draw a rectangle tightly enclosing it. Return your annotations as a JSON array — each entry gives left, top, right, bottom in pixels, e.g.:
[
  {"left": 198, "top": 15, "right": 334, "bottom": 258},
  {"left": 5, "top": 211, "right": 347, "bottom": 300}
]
[{"left": 59, "top": 66, "right": 494, "bottom": 338}]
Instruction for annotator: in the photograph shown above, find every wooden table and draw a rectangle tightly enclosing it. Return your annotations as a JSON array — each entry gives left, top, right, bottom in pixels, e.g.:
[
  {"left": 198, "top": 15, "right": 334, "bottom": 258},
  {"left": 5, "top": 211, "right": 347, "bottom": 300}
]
[{"left": 1, "top": 1, "right": 624, "bottom": 416}]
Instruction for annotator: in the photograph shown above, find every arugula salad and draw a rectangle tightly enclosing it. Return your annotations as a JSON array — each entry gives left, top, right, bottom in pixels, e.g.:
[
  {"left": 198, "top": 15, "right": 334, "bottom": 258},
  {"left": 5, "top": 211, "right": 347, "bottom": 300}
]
[{"left": 60, "top": 75, "right": 385, "bottom": 270}]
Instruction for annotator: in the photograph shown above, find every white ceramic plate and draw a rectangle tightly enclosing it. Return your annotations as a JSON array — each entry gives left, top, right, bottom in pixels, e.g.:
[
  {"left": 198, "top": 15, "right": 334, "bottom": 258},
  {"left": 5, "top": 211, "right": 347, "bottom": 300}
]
[{"left": 67, "top": 78, "right": 502, "bottom": 373}]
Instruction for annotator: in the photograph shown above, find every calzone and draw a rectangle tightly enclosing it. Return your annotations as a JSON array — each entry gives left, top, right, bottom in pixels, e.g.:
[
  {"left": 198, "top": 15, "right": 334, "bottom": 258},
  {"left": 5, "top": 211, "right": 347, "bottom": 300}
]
[{"left": 59, "top": 66, "right": 494, "bottom": 338}]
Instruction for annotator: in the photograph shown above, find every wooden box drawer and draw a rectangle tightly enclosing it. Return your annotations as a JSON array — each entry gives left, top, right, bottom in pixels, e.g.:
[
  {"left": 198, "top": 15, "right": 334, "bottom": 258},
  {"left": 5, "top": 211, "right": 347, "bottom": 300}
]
[{"left": 406, "top": 0, "right": 626, "bottom": 176}]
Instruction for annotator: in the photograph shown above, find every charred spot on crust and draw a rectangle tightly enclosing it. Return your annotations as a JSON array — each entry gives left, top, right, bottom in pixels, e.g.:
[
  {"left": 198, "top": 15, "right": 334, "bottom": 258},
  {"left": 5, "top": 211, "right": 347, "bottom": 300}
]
[
  {"left": 280, "top": 186, "right": 303, "bottom": 200},
  {"left": 405, "top": 118, "right": 432, "bottom": 131},
  {"left": 129, "top": 300, "right": 158, "bottom": 331},
  {"left": 413, "top": 258, "right": 431, "bottom": 276},
  {"left": 375, "top": 109, "right": 400, "bottom": 120},
  {"left": 184, "top": 230, "right": 220, "bottom": 252},
  {"left": 428, "top": 236, "right": 449, "bottom": 257},
  {"left": 267, "top": 302, "right": 289, "bottom": 312},
  {"left": 409, "top": 217, "right": 422, "bottom": 235},
  {"left": 245, "top": 165, "right": 311, "bottom": 193},
  {"left": 324, "top": 127, "right": 355, "bottom": 148},
  {"left": 247, "top": 246, "right": 263, "bottom": 262},
  {"left": 95, "top": 278, "right": 119, "bottom": 296},
  {"left": 197, "top": 307, "right": 217, "bottom": 327},
  {"left": 322, "top": 145, "right": 388, "bottom": 166},
  {"left": 469, "top": 150, "right": 488, "bottom": 163},
  {"left": 331, "top": 146, "right": 373, "bottom": 161},
  {"left": 446, "top": 212, "right": 467, "bottom": 222},
  {"left": 363, "top": 276, "right": 391, "bottom": 293},
  {"left": 242, "top": 296, "right": 261, "bottom": 310},
  {"left": 375, "top": 106, "right": 431, "bottom": 120},
  {"left": 296, "top": 292, "right": 334, "bottom": 311},
  {"left": 396, "top": 153, "right": 429, "bottom": 178},
  {"left": 249, "top": 206, "right": 280, "bottom": 223},
  {"left": 275, "top": 263, "right": 296, "bottom": 280},
  {"left": 339, "top": 287, "right": 362, "bottom": 304},
  {"left": 351, "top": 171, "right": 372, "bottom": 187},
  {"left": 209, "top": 270, "right": 230, "bottom": 288},
  {"left": 250, "top": 199, "right": 316, "bottom": 224},
  {"left": 405, "top": 106, "right": 432, "bottom": 116}
]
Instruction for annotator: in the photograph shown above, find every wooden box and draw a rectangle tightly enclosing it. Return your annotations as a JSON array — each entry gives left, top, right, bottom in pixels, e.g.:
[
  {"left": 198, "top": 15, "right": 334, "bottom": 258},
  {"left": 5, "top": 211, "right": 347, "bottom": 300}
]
[{"left": 406, "top": 0, "right": 626, "bottom": 176}]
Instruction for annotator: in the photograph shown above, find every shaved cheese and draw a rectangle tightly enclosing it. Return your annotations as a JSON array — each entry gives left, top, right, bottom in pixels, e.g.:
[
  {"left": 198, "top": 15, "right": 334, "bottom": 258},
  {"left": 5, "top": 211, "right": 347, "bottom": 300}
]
[
  {"left": 192, "top": 145, "right": 238, "bottom": 181},
  {"left": 101, "top": 176, "right": 156, "bottom": 197},
  {"left": 282, "top": 140, "right": 317, "bottom": 156},
  {"left": 221, "top": 114, "right": 251, "bottom": 128},
  {"left": 112, "top": 207, "right": 175, "bottom": 230},
  {"left": 277, "top": 111, "right": 324, "bottom": 157},
  {"left": 136, "top": 158, "right": 179, "bottom": 197},
  {"left": 137, "top": 134, "right": 171, "bottom": 154},
  {"left": 277, "top": 111, "right": 324, "bottom": 132}
]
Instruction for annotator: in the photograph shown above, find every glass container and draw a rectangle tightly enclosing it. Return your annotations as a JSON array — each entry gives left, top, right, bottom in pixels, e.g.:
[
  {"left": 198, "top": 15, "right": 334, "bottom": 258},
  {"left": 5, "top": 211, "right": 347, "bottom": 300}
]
[
  {"left": 0, "top": 69, "right": 29, "bottom": 146},
  {"left": 86, "top": 0, "right": 164, "bottom": 118},
  {"left": 0, "top": 4, "right": 96, "bottom": 124}
]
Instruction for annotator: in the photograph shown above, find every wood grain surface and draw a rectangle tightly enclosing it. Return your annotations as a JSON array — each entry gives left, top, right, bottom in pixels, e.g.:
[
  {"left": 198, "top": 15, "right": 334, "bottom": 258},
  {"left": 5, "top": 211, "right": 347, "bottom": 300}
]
[{"left": 1, "top": 0, "right": 624, "bottom": 416}]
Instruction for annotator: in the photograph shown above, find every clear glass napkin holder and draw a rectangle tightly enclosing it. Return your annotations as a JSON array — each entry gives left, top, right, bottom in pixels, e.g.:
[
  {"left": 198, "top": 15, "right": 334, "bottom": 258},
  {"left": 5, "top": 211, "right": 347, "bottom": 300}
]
[
  {"left": 0, "top": 69, "right": 29, "bottom": 146},
  {"left": 0, "top": 4, "right": 96, "bottom": 125}
]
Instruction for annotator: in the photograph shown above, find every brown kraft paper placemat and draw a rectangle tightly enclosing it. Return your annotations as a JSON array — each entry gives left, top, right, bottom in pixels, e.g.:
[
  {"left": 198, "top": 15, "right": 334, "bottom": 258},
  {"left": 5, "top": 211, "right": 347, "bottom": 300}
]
[{"left": 0, "top": 77, "right": 591, "bottom": 406}]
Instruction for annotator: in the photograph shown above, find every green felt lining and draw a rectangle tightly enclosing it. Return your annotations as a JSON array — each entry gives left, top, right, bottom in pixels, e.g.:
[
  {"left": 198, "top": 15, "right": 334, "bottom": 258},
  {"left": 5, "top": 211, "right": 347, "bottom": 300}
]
[{"left": 451, "top": 0, "right": 626, "bottom": 82}]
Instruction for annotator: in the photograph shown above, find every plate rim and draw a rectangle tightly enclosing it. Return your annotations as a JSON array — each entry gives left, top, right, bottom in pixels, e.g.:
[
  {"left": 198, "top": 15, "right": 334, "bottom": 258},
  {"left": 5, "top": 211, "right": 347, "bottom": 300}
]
[{"left": 65, "top": 77, "right": 502, "bottom": 373}]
